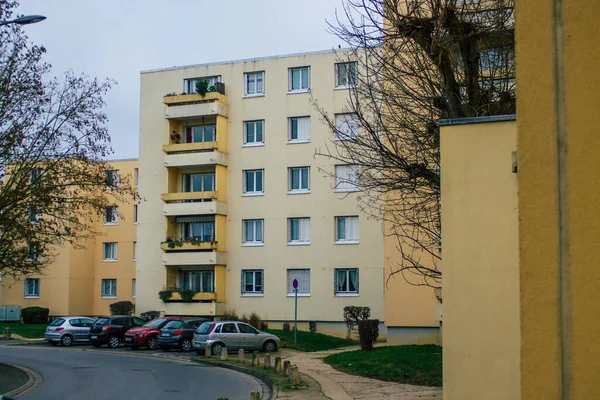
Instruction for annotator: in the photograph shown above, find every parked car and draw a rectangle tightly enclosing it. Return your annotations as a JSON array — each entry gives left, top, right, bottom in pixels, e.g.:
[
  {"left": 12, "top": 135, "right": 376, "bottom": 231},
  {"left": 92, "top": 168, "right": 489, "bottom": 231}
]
[
  {"left": 192, "top": 321, "right": 280, "bottom": 356},
  {"left": 45, "top": 316, "right": 95, "bottom": 346},
  {"left": 123, "top": 317, "right": 181, "bottom": 350},
  {"left": 157, "top": 318, "right": 207, "bottom": 352},
  {"left": 90, "top": 315, "right": 147, "bottom": 348}
]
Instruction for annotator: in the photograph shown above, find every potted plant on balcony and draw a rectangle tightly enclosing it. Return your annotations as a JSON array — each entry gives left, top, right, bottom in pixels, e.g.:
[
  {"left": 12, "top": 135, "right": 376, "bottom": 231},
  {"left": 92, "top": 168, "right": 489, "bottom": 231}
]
[
  {"left": 170, "top": 132, "right": 181, "bottom": 144},
  {"left": 195, "top": 79, "right": 209, "bottom": 97},
  {"left": 159, "top": 289, "right": 173, "bottom": 302},
  {"left": 178, "top": 289, "right": 197, "bottom": 303}
]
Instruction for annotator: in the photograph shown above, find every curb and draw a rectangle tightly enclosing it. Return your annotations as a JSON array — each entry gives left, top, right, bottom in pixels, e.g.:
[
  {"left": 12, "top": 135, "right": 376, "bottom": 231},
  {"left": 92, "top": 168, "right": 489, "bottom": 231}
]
[
  {"left": 192, "top": 358, "right": 278, "bottom": 400},
  {"left": 3, "top": 363, "right": 43, "bottom": 398}
]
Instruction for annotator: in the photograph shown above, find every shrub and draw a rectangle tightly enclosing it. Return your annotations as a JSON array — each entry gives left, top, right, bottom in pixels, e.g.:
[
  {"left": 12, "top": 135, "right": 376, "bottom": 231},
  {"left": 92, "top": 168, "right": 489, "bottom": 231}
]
[
  {"left": 141, "top": 311, "right": 160, "bottom": 321},
  {"left": 178, "top": 289, "right": 196, "bottom": 302},
  {"left": 283, "top": 320, "right": 291, "bottom": 331},
  {"left": 309, "top": 321, "right": 317, "bottom": 333},
  {"left": 195, "top": 79, "right": 209, "bottom": 97},
  {"left": 259, "top": 320, "right": 269, "bottom": 331},
  {"left": 343, "top": 306, "right": 371, "bottom": 339},
  {"left": 158, "top": 290, "right": 173, "bottom": 302},
  {"left": 221, "top": 309, "right": 240, "bottom": 321},
  {"left": 357, "top": 319, "right": 380, "bottom": 351},
  {"left": 248, "top": 312, "right": 262, "bottom": 329},
  {"left": 109, "top": 301, "right": 135, "bottom": 316},
  {"left": 21, "top": 306, "right": 49, "bottom": 324},
  {"left": 240, "top": 313, "right": 249, "bottom": 324}
]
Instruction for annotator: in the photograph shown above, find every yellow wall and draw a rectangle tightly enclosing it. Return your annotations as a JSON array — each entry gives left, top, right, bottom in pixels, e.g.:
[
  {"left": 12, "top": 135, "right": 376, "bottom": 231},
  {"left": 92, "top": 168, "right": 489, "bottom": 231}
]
[
  {"left": 517, "top": 1, "right": 600, "bottom": 399},
  {"left": 441, "top": 118, "right": 520, "bottom": 400}
]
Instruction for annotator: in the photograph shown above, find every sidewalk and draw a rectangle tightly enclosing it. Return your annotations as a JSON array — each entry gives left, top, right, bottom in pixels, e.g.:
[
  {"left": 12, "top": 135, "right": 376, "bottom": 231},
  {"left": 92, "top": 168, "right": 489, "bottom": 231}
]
[{"left": 281, "top": 347, "right": 442, "bottom": 400}]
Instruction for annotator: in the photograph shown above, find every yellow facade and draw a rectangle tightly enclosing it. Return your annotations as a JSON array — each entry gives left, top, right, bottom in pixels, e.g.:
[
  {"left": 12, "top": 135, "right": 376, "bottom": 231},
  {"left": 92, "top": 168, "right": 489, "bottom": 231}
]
[{"left": 0, "top": 159, "right": 138, "bottom": 317}]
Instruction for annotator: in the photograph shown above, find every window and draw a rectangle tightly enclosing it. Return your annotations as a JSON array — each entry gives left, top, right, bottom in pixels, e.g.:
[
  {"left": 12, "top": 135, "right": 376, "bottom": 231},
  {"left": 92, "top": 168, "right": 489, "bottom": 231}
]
[
  {"left": 105, "top": 170, "right": 119, "bottom": 189},
  {"left": 101, "top": 279, "right": 117, "bottom": 298},
  {"left": 134, "top": 168, "right": 139, "bottom": 187},
  {"left": 335, "top": 62, "right": 358, "bottom": 88},
  {"left": 184, "top": 76, "right": 221, "bottom": 94},
  {"left": 287, "top": 269, "right": 310, "bottom": 295},
  {"left": 288, "top": 218, "right": 310, "bottom": 244},
  {"left": 335, "top": 268, "right": 359, "bottom": 294},
  {"left": 221, "top": 323, "right": 238, "bottom": 334},
  {"left": 180, "top": 270, "right": 214, "bottom": 292},
  {"left": 335, "top": 216, "right": 359, "bottom": 243},
  {"left": 288, "top": 167, "right": 310, "bottom": 193},
  {"left": 479, "top": 47, "right": 513, "bottom": 71},
  {"left": 104, "top": 206, "right": 118, "bottom": 225},
  {"left": 245, "top": 71, "right": 265, "bottom": 96},
  {"left": 289, "top": 66, "right": 310, "bottom": 92},
  {"left": 133, "top": 241, "right": 137, "bottom": 261},
  {"left": 27, "top": 243, "right": 40, "bottom": 261},
  {"left": 179, "top": 218, "right": 215, "bottom": 242},
  {"left": 243, "top": 219, "right": 264, "bottom": 245},
  {"left": 335, "top": 165, "right": 359, "bottom": 192},
  {"left": 28, "top": 205, "right": 41, "bottom": 224},
  {"left": 24, "top": 278, "right": 39, "bottom": 297},
  {"left": 183, "top": 173, "right": 215, "bottom": 192},
  {"left": 242, "top": 270, "right": 264, "bottom": 295},
  {"left": 289, "top": 117, "right": 310, "bottom": 142},
  {"left": 133, "top": 205, "right": 138, "bottom": 223},
  {"left": 335, "top": 113, "right": 359, "bottom": 140},
  {"left": 243, "top": 169, "right": 264, "bottom": 195},
  {"left": 238, "top": 323, "right": 259, "bottom": 334},
  {"left": 103, "top": 242, "right": 117, "bottom": 261},
  {"left": 132, "top": 279, "right": 136, "bottom": 298},
  {"left": 184, "top": 125, "right": 216, "bottom": 143},
  {"left": 244, "top": 120, "right": 264, "bottom": 145},
  {"left": 30, "top": 168, "right": 44, "bottom": 184}
]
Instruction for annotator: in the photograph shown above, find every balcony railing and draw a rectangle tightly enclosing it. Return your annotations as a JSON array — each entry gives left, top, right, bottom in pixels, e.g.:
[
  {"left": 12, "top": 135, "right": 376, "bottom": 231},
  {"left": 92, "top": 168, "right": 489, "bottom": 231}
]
[
  {"left": 161, "top": 191, "right": 217, "bottom": 202},
  {"left": 160, "top": 238, "right": 217, "bottom": 252}
]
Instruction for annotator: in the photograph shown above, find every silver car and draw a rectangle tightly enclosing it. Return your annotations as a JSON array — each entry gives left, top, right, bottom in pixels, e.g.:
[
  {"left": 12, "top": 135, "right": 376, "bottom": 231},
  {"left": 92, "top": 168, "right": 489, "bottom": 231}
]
[
  {"left": 45, "top": 316, "right": 95, "bottom": 346},
  {"left": 193, "top": 320, "right": 280, "bottom": 356}
]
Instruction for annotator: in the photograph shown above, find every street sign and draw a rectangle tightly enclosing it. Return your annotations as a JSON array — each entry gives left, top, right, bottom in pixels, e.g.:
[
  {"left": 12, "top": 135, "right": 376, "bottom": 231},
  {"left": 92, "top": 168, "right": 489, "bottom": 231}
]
[
  {"left": 292, "top": 278, "right": 299, "bottom": 290},
  {"left": 293, "top": 279, "right": 299, "bottom": 343}
]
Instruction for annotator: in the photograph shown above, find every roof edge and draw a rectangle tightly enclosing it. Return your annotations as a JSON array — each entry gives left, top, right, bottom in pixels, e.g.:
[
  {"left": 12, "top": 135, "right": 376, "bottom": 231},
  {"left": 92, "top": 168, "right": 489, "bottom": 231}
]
[{"left": 440, "top": 114, "right": 516, "bottom": 126}]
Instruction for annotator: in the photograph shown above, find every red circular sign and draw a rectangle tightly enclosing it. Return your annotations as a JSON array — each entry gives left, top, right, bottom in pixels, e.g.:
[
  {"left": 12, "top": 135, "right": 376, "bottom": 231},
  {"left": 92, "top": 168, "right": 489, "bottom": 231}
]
[{"left": 292, "top": 279, "right": 299, "bottom": 289}]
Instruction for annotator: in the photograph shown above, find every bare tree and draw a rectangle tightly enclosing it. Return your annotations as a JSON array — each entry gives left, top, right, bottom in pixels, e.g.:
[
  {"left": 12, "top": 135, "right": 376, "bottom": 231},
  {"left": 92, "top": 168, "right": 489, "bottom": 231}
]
[
  {"left": 314, "top": 0, "right": 515, "bottom": 287},
  {"left": 0, "top": 1, "right": 134, "bottom": 278}
]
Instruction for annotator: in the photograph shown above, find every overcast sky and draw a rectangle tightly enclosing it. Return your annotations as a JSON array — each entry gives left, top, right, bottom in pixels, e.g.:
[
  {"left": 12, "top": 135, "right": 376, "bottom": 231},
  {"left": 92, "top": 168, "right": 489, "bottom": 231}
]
[{"left": 18, "top": 0, "right": 346, "bottom": 160}]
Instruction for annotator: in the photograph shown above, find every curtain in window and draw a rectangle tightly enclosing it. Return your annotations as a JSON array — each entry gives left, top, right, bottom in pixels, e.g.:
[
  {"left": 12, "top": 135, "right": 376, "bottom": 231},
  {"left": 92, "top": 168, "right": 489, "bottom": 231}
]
[
  {"left": 291, "top": 69, "right": 300, "bottom": 90},
  {"left": 336, "top": 270, "right": 347, "bottom": 292},
  {"left": 301, "top": 68, "right": 308, "bottom": 89},
  {"left": 337, "top": 217, "right": 347, "bottom": 240},
  {"left": 349, "top": 270, "right": 358, "bottom": 292}
]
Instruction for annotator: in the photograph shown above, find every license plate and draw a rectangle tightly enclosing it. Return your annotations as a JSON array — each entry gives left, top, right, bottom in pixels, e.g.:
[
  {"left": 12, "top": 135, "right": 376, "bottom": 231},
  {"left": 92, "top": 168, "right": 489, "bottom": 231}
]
[
  {"left": 91, "top": 335, "right": 98, "bottom": 339},
  {"left": 125, "top": 337, "right": 132, "bottom": 342},
  {"left": 161, "top": 333, "right": 169, "bottom": 337}
]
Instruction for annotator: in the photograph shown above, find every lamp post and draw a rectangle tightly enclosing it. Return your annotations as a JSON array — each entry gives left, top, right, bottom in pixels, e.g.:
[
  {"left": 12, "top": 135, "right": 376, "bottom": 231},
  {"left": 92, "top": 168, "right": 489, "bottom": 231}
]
[{"left": 0, "top": 15, "right": 46, "bottom": 27}]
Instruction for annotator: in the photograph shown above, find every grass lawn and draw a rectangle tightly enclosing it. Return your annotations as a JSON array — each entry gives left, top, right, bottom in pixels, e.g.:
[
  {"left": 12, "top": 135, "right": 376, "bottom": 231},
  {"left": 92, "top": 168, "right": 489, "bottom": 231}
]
[
  {"left": 265, "top": 329, "right": 355, "bottom": 352},
  {"left": 0, "top": 322, "right": 46, "bottom": 339},
  {"left": 324, "top": 345, "right": 442, "bottom": 387}
]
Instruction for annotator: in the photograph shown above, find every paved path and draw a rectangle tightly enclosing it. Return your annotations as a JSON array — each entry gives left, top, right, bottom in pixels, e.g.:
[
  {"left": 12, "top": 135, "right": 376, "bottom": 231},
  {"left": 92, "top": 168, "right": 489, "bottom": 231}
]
[{"left": 282, "top": 347, "right": 442, "bottom": 400}]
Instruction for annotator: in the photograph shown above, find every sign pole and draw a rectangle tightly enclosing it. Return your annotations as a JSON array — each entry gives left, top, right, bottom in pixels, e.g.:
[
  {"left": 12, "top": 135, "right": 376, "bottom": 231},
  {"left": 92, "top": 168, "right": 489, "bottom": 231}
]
[{"left": 292, "top": 278, "right": 299, "bottom": 344}]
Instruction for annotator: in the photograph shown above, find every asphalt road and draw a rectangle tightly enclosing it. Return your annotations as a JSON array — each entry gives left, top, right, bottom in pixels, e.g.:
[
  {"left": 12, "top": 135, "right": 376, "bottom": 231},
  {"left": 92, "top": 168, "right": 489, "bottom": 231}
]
[{"left": 0, "top": 345, "right": 263, "bottom": 400}]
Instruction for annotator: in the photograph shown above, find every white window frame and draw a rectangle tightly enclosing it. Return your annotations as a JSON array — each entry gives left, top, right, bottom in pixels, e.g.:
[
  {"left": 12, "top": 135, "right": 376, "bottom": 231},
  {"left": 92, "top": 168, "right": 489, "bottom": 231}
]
[
  {"left": 334, "top": 113, "right": 359, "bottom": 140},
  {"left": 287, "top": 269, "right": 310, "bottom": 296},
  {"left": 133, "top": 241, "right": 137, "bottom": 261},
  {"left": 103, "top": 242, "right": 118, "bottom": 262},
  {"left": 288, "top": 66, "right": 310, "bottom": 93},
  {"left": 134, "top": 168, "right": 139, "bottom": 187},
  {"left": 243, "top": 169, "right": 264, "bottom": 196},
  {"left": 180, "top": 270, "right": 214, "bottom": 293},
  {"left": 334, "top": 268, "right": 359, "bottom": 296},
  {"left": 244, "top": 71, "right": 265, "bottom": 97},
  {"left": 241, "top": 269, "right": 264, "bottom": 296},
  {"left": 24, "top": 278, "right": 40, "bottom": 298},
  {"left": 335, "top": 216, "right": 359, "bottom": 244},
  {"left": 182, "top": 172, "right": 216, "bottom": 193},
  {"left": 183, "top": 124, "right": 216, "bottom": 144},
  {"left": 288, "top": 116, "right": 311, "bottom": 143},
  {"left": 30, "top": 168, "right": 44, "bottom": 184},
  {"left": 288, "top": 167, "right": 310, "bottom": 193},
  {"left": 288, "top": 217, "right": 311, "bottom": 245},
  {"left": 101, "top": 279, "right": 117, "bottom": 298},
  {"left": 26, "top": 243, "right": 40, "bottom": 261},
  {"left": 183, "top": 75, "right": 221, "bottom": 94},
  {"left": 335, "top": 165, "right": 359, "bottom": 192},
  {"left": 105, "top": 170, "right": 120, "bottom": 189},
  {"left": 132, "top": 279, "right": 136, "bottom": 298},
  {"left": 242, "top": 219, "right": 264, "bottom": 246},
  {"left": 243, "top": 120, "right": 265, "bottom": 146},
  {"left": 28, "top": 205, "right": 42, "bottom": 224},
  {"left": 133, "top": 204, "right": 138, "bottom": 223},
  {"left": 104, "top": 206, "right": 118, "bottom": 225},
  {"left": 335, "top": 62, "right": 358, "bottom": 89}
]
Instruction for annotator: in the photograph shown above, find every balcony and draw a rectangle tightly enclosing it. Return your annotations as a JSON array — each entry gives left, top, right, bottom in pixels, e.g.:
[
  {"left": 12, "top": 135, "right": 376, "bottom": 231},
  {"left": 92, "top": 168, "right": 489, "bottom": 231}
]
[
  {"left": 163, "top": 200, "right": 228, "bottom": 217},
  {"left": 162, "top": 250, "right": 227, "bottom": 266},
  {"left": 161, "top": 301, "right": 226, "bottom": 317},
  {"left": 164, "top": 115, "right": 227, "bottom": 155},
  {"left": 163, "top": 92, "right": 229, "bottom": 120},
  {"left": 163, "top": 150, "right": 228, "bottom": 166}
]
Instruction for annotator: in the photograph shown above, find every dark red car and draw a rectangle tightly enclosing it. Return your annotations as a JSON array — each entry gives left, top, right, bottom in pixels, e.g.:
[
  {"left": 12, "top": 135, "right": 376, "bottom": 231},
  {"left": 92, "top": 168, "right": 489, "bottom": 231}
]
[{"left": 123, "top": 317, "right": 180, "bottom": 350}]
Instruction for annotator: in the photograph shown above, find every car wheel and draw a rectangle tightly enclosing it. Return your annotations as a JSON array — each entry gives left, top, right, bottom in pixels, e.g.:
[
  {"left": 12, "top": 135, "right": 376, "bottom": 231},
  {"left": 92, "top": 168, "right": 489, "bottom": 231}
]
[
  {"left": 211, "top": 342, "right": 224, "bottom": 356},
  {"left": 60, "top": 335, "right": 73, "bottom": 347},
  {"left": 263, "top": 340, "right": 278, "bottom": 353},
  {"left": 92, "top": 341, "right": 102, "bottom": 348},
  {"left": 108, "top": 336, "right": 121, "bottom": 348},
  {"left": 180, "top": 338, "right": 192, "bottom": 352},
  {"left": 146, "top": 336, "right": 159, "bottom": 350}
]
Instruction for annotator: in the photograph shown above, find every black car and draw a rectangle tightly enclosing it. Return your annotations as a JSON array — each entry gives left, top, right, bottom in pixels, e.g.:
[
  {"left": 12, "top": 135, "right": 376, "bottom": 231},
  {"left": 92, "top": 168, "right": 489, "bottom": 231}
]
[
  {"left": 158, "top": 318, "right": 207, "bottom": 352},
  {"left": 90, "top": 315, "right": 147, "bottom": 348}
]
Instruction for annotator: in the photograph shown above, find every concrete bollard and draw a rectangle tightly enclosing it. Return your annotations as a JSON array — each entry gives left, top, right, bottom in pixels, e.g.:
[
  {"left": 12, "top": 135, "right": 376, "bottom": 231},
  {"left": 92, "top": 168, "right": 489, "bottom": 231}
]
[
  {"left": 289, "top": 365, "right": 301, "bottom": 386},
  {"left": 238, "top": 349, "right": 245, "bottom": 363},
  {"left": 251, "top": 351, "right": 259, "bottom": 366},
  {"left": 263, "top": 353, "right": 271, "bottom": 369},
  {"left": 4, "top": 327, "right": 11, "bottom": 339},
  {"left": 283, "top": 360, "right": 291, "bottom": 376},
  {"left": 274, "top": 357, "right": 282, "bottom": 372},
  {"left": 220, "top": 347, "right": 228, "bottom": 360},
  {"left": 217, "top": 398, "right": 228, "bottom": 400},
  {"left": 205, "top": 344, "right": 212, "bottom": 357},
  {"left": 250, "top": 390, "right": 261, "bottom": 400}
]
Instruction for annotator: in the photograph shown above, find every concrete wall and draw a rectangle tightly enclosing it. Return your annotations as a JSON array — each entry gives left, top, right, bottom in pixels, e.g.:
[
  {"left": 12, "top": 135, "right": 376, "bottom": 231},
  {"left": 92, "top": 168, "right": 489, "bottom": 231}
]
[{"left": 441, "top": 118, "right": 520, "bottom": 400}]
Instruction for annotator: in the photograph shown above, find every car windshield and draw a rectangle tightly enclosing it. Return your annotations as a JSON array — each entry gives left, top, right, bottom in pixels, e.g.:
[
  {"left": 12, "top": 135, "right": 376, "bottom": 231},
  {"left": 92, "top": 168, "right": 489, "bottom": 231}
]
[
  {"left": 163, "top": 320, "right": 184, "bottom": 329},
  {"left": 49, "top": 318, "right": 65, "bottom": 327},
  {"left": 144, "top": 318, "right": 168, "bottom": 328},
  {"left": 196, "top": 322, "right": 214, "bottom": 334}
]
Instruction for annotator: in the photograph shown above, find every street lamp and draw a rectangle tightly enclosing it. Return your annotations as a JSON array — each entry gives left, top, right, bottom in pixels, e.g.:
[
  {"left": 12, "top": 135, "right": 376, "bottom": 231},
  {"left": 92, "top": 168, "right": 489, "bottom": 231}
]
[{"left": 0, "top": 15, "right": 46, "bottom": 27}]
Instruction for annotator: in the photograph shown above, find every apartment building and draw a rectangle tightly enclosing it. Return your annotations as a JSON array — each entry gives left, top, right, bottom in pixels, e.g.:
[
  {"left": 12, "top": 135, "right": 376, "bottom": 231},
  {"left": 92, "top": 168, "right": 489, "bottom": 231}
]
[
  {"left": 0, "top": 159, "right": 139, "bottom": 317},
  {"left": 137, "top": 49, "right": 385, "bottom": 336}
]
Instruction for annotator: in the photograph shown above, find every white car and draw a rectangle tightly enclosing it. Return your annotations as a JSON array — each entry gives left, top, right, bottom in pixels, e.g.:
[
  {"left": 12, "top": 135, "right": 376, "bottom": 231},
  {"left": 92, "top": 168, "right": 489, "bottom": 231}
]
[
  {"left": 193, "top": 321, "right": 280, "bottom": 356},
  {"left": 45, "top": 316, "right": 95, "bottom": 346}
]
